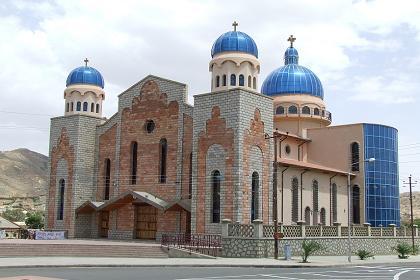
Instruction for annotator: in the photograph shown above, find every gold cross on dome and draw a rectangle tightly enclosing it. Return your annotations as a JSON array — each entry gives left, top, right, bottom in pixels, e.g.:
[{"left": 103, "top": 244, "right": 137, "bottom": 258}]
[
  {"left": 84, "top": 58, "right": 89, "bottom": 67},
  {"left": 232, "top": 21, "right": 238, "bottom": 31},
  {"left": 288, "top": 35, "right": 296, "bottom": 47}
]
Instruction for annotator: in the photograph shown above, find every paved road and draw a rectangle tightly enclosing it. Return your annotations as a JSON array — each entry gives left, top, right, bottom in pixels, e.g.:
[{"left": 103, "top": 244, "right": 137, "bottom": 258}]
[{"left": 0, "top": 264, "right": 419, "bottom": 280}]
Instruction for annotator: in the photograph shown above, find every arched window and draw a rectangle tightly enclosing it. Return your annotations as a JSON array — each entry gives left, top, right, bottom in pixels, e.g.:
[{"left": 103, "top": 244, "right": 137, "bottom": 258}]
[
  {"left": 292, "top": 177, "right": 299, "bottom": 223},
  {"left": 83, "top": 102, "right": 88, "bottom": 112},
  {"left": 305, "top": 207, "right": 311, "bottom": 225},
  {"left": 91, "top": 102, "right": 95, "bottom": 112},
  {"left": 239, "top": 74, "right": 244, "bottom": 86},
  {"left": 96, "top": 104, "right": 100, "bottom": 113},
  {"left": 159, "top": 138, "right": 167, "bottom": 183},
  {"left": 222, "top": 75, "right": 227, "bottom": 86},
  {"left": 130, "top": 142, "right": 138, "bottom": 185},
  {"left": 211, "top": 170, "right": 221, "bottom": 223},
  {"left": 230, "top": 74, "right": 236, "bottom": 86},
  {"left": 332, "top": 183, "right": 338, "bottom": 223},
  {"left": 351, "top": 142, "right": 360, "bottom": 171},
  {"left": 71, "top": 102, "right": 74, "bottom": 111},
  {"left": 66, "top": 103, "right": 69, "bottom": 112},
  {"left": 253, "top": 77, "right": 256, "bottom": 89},
  {"left": 188, "top": 153, "right": 193, "bottom": 199},
  {"left": 76, "top": 101, "right": 81, "bottom": 111},
  {"left": 313, "top": 108, "right": 320, "bottom": 115},
  {"left": 104, "top": 159, "right": 111, "bottom": 200},
  {"left": 216, "top": 76, "right": 220, "bottom": 87},
  {"left": 352, "top": 186, "right": 360, "bottom": 224},
  {"left": 57, "top": 179, "right": 65, "bottom": 220},
  {"left": 251, "top": 172, "right": 259, "bottom": 222},
  {"left": 302, "top": 106, "right": 310, "bottom": 114},
  {"left": 288, "top": 106, "right": 298, "bottom": 114},
  {"left": 248, "top": 75, "right": 252, "bottom": 87},
  {"left": 312, "top": 180, "right": 319, "bottom": 225},
  {"left": 320, "top": 208, "right": 326, "bottom": 225},
  {"left": 276, "top": 106, "right": 285, "bottom": 115}
]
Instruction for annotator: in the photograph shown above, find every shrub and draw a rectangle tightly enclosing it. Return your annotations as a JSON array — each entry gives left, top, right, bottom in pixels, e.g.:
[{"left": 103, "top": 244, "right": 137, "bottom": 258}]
[
  {"left": 393, "top": 242, "right": 411, "bottom": 259},
  {"left": 301, "top": 239, "right": 323, "bottom": 263},
  {"left": 355, "top": 249, "right": 375, "bottom": 260}
]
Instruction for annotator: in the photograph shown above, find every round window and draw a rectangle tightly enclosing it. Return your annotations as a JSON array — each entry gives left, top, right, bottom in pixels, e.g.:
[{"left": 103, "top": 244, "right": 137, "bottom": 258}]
[
  {"left": 285, "top": 145, "right": 291, "bottom": 155},
  {"left": 145, "top": 120, "right": 155, "bottom": 133}
]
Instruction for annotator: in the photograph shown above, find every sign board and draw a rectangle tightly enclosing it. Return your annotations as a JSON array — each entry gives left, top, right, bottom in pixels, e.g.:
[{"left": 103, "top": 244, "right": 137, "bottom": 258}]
[{"left": 35, "top": 231, "right": 65, "bottom": 240}]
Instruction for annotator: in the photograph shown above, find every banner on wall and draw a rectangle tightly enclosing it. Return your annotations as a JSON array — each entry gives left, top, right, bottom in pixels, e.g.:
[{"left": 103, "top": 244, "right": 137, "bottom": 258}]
[{"left": 35, "top": 231, "right": 65, "bottom": 240}]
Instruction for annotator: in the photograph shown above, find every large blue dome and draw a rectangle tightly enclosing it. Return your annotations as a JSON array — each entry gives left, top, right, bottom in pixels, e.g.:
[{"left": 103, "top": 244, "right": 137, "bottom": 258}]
[
  {"left": 66, "top": 66, "right": 104, "bottom": 88},
  {"left": 261, "top": 47, "right": 323, "bottom": 99},
  {"left": 211, "top": 31, "right": 258, "bottom": 58}
]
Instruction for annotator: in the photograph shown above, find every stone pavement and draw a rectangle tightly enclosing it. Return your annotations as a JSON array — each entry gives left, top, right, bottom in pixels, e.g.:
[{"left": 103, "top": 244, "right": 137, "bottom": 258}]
[{"left": 0, "top": 255, "right": 419, "bottom": 268}]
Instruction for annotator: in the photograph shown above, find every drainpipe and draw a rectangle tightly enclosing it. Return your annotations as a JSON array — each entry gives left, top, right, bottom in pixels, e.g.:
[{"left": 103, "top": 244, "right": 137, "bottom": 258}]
[
  {"left": 329, "top": 173, "right": 338, "bottom": 226},
  {"left": 300, "top": 170, "right": 308, "bottom": 221}
]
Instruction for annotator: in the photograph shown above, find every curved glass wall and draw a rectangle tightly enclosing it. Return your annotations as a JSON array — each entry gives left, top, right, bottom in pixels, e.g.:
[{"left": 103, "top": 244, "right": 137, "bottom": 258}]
[{"left": 363, "top": 124, "right": 400, "bottom": 226}]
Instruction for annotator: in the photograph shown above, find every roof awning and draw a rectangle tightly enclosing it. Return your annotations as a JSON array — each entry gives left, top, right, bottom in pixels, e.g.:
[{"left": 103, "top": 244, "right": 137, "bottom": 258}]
[
  {"left": 277, "top": 158, "right": 354, "bottom": 177},
  {"left": 165, "top": 199, "right": 191, "bottom": 212},
  {"left": 97, "top": 191, "right": 169, "bottom": 211},
  {"left": 75, "top": 201, "right": 104, "bottom": 214}
]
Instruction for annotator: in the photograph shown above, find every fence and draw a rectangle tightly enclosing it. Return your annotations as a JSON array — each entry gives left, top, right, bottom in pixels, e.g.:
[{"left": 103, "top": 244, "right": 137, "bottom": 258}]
[
  {"left": 221, "top": 219, "right": 419, "bottom": 239},
  {"left": 161, "top": 233, "right": 222, "bottom": 257}
]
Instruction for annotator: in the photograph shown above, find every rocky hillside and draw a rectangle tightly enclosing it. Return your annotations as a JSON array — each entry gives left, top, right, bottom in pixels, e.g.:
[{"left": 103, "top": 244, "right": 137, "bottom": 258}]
[
  {"left": 400, "top": 191, "right": 420, "bottom": 223},
  {"left": 0, "top": 149, "right": 48, "bottom": 211}
]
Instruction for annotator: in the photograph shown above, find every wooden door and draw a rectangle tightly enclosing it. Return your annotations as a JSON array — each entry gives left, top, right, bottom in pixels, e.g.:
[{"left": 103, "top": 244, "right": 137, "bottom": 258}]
[
  {"left": 100, "top": 211, "right": 109, "bottom": 238},
  {"left": 136, "top": 205, "right": 157, "bottom": 239}
]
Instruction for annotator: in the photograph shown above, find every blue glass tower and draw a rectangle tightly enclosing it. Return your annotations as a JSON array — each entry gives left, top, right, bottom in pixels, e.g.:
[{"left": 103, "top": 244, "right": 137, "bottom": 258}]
[{"left": 363, "top": 124, "right": 400, "bottom": 226}]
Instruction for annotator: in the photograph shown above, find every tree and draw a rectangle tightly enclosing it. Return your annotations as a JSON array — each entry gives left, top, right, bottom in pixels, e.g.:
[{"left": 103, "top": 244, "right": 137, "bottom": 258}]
[
  {"left": 1, "top": 208, "right": 26, "bottom": 222},
  {"left": 25, "top": 211, "right": 44, "bottom": 229}
]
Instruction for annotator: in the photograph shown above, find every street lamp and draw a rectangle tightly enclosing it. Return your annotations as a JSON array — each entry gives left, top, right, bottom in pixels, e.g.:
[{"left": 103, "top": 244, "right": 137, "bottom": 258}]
[{"left": 347, "top": 157, "right": 375, "bottom": 263}]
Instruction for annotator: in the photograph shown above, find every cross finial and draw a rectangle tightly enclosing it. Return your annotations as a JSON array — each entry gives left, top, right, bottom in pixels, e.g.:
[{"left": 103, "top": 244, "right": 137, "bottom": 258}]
[
  {"left": 232, "top": 21, "right": 238, "bottom": 31},
  {"left": 84, "top": 58, "right": 89, "bottom": 67},
  {"left": 287, "top": 35, "right": 296, "bottom": 47}
]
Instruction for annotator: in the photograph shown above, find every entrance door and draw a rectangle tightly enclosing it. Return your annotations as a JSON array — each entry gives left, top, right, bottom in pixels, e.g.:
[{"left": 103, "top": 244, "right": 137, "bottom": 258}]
[
  {"left": 100, "top": 211, "right": 109, "bottom": 238},
  {"left": 136, "top": 205, "right": 157, "bottom": 239}
]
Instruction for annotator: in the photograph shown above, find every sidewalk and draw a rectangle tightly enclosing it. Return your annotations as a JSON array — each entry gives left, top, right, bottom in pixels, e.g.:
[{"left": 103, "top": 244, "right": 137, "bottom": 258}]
[{"left": 0, "top": 255, "right": 419, "bottom": 268}]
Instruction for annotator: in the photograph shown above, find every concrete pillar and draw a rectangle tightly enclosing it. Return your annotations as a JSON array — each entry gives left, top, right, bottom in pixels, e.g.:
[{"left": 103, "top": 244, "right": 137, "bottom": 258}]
[
  {"left": 389, "top": 224, "right": 397, "bottom": 237},
  {"left": 297, "top": 221, "right": 305, "bottom": 237},
  {"left": 221, "top": 219, "right": 231, "bottom": 238},
  {"left": 413, "top": 225, "right": 418, "bottom": 237},
  {"left": 334, "top": 222, "right": 341, "bottom": 237},
  {"left": 380, "top": 225, "right": 383, "bottom": 237},
  {"left": 363, "top": 223, "right": 371, "bottom": 237},
  {"left": 253, "top": 219, "right": 263, "bottom": 238}
]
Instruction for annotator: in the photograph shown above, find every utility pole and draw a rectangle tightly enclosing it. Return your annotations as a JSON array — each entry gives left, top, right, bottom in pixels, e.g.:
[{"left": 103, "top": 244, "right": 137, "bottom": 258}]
[{"left": 403, "top": 175, "right": 417, "bottom": 254}]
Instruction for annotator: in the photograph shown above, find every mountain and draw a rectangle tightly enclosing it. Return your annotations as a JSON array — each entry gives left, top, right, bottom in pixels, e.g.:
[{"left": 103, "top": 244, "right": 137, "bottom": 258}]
[
  {"left": 0, "top": 148, "right": 48, "bottom": 212},
  {"left": 400, "top": 191, "right": 420, "bottom": 223}
]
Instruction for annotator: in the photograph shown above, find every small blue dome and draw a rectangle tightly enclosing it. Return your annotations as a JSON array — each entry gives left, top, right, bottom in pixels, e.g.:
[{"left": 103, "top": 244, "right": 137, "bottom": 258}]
[
  {"left": 261, "top": 47, "right": 324, "bottom": 99},
  {"left": 66, "top": 66, "right": 104, "bottom": 88},
  {"left": 211, "top": 31, "right": 258, "bottom": 58}
]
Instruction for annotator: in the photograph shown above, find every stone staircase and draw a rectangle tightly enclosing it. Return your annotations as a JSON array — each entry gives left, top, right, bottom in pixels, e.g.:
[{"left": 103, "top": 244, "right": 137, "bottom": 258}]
[{"left": 0, "top": 240, "right": 168, "bottom": 258}]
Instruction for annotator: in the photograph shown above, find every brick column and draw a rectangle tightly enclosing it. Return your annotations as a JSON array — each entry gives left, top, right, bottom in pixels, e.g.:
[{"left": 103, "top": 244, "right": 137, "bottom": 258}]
[
  {"left": 221, "top": 219, "right": 231, "bottom": 238},
  {"left": 253, "top": 219, "right": 263, "bottom": 238}
]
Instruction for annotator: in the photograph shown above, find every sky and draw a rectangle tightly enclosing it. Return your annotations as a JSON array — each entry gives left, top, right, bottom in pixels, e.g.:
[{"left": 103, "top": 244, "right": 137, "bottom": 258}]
[{"left": 0, "top": 0, "right": 419, "bottom": 191}]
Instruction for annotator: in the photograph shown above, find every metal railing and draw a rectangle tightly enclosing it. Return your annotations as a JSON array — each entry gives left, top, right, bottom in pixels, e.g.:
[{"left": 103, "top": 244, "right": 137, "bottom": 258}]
[{"left": 161, "top": 233, "right": 222, "bottom": 257}]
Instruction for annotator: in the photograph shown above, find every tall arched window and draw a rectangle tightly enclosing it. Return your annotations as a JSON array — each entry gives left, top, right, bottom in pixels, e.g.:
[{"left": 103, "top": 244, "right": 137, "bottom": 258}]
[
  {"left": 96, "top": 104, "right": 100, "bottom": 113},
  {"left": 292, "top": 177, "right": 299, "bottom": 223},
  {"left": 239, "top": 74, "right": 244, "bottom": 86},
  {"left": 276, "top": 106, "right": 285, "bottom": 115},
  {"left": 352, "top": 186, "right": 361, "bottom": 224},
  {"left": 222, "top": 75, "right": 227, "bottom": 86},
  {"left": 211, "top": 170, "right": 221, "bottom": 223},
  {"left": 332, "top": 183, "right": 338, "bottom": 223},
  {"left": 230, "top": 74, "right": 236, "bottom": 86},
  {"left": 130, "top": 142, "right": 138, "bottom": 185},
  {"left": 302, "top": 106, "right": 310, "bottom": 114},
  {"left": 320, "top": 208, "right": 326, "bottom": 225},
  {"left": 251, "top": 172, "right": 259, "bottom": 222},
  {"left": 216, "top": 76, "right": 220, "bottom": 87},
  {"left": 66, "top": 103, "right": 69, "bottom": 112},
  {"left": 91, "top": 102, "right": 95, "bottom": 112},
  {"left": 305, "top": 207, "right": 311, "bottom": 225},
  {"left": 57, "top": 179, "right": 65, "bottom": 220},
  {"left": 288, "top": 106, "right": 298, "bottom": 114},
  {"left": 104, "top": 159, "right": 111, "bottom": 200},
  {"left": 71, "top": 102, "right": 74, "bottom": 111},
  {"left": 253, "top": 77, "right": 256, "bottom": 89},
  {"left": 83, "top": 102, "right": 88, "bottom": 112},
  {"left": 248, "top": 75, "right": 252, "bottom": 87},
  {"left": 312, "top": 180, "right": 319, "bottom": 225},
  {"left": 351, "top": 142, "right": 360, "bottom": 171},
  {"left": 76, "top": 101, "right": 81, "bottom": 111},
  {"left": 313, "top": 108, "right": 320, "bottom": 115},
  {"left": 159, "top": 138, "right": 167, "bottom": 183}
]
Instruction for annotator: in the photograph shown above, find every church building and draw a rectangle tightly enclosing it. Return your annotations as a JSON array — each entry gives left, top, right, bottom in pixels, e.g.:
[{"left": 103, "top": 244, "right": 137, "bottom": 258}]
[{"left": 46, "top": 23, "right": 400, "bottom": 239}]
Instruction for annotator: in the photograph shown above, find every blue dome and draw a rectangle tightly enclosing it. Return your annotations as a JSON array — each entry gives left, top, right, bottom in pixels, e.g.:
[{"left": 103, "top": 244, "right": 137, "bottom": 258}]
[
  {"left": 211, "top": 31, "right": 258, "bottom": 58},
  {"left": 261, "top": 47, "right": 324, "bottom": 99},
  {"left": 66, "top": 66, "right": 104, "bottom": 88}
]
